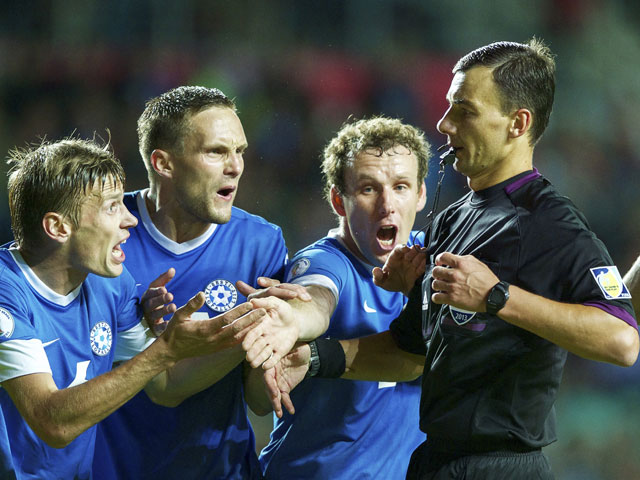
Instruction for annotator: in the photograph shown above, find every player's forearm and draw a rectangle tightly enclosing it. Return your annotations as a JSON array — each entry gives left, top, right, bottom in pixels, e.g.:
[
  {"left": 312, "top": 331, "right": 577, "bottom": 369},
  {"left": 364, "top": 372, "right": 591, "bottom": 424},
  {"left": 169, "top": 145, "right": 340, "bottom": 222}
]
[
  {"left": 340, "top": 331, "right": 424, "bottom": 382},
  {"left": 499, "top": 286, "right": 639, "bottom": 367},
  {"left": 294, "top": 301, "right": 330, "bottom": 341},
  {"left": 145, "top": 346, "right": 245, "bottom": 407},
  {"left": 623, "top": 255, "right": 640, "bottom": 313},
  {"left": 14, "top": 340, "right": 175, "bottom": 448},
  {"left": 243, "top": 362, "right": 273, "bottom": 416},
  {"left": 292, "top": 285, "right": 334, "bottom": 340}
]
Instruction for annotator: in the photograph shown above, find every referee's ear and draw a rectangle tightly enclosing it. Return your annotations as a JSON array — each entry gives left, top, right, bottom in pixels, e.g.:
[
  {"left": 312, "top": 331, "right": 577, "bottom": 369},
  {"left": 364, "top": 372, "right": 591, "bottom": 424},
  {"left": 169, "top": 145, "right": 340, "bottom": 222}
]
[
  {"left": 330, "top": 185, "right": 346, "bottom": 217},
  {"left": 509, "top": 108, "right": 532, "bottom": 140}
]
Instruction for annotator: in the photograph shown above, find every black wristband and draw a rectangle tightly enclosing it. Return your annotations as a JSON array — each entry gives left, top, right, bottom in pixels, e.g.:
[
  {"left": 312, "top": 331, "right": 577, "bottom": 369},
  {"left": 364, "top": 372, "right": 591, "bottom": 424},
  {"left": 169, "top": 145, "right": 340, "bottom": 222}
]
[{"left": 312, "top": 338, "right": 346, "bottom": 378}]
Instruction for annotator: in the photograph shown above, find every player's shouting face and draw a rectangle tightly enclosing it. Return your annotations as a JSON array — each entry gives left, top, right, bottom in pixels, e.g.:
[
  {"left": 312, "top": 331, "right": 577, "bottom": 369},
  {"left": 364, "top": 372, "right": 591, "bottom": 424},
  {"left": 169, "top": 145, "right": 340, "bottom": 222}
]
[
  {"left": 332, "top": 145, "right": 426, "bottom": 267},
  {"left": 68, "top": 177, "right": 137, "bottom": 279}
]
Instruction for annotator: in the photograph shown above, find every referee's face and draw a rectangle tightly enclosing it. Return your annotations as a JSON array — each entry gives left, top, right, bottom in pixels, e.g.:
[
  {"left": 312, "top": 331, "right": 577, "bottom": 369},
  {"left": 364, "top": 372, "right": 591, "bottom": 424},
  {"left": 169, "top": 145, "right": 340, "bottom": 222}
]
[
  {"left": 336, "top": 146, "right": 426, "bottom": 267},
  {"left": 437, "top": 66, "right": 515, "bottom": 189}
]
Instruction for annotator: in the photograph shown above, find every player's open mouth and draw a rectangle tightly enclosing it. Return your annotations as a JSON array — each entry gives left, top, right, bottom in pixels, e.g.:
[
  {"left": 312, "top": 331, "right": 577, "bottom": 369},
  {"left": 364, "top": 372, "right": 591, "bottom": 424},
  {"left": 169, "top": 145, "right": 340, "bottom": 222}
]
[
  {"left": 217, "top": 186, "right": 236, "bottom": 200},
  {"left": 112, "top": 239, "right": 126, "bottom": 262},
  {"left": 377, "top": 225, "right": 397, "bottom": 249}
]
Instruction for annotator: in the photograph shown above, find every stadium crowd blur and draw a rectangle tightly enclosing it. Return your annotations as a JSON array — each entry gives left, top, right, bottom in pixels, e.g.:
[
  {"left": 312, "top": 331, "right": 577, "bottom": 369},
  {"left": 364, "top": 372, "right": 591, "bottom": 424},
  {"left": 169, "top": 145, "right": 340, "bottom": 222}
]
[{"left": 1, "top": 1, "right": 639, "bottom": 478}]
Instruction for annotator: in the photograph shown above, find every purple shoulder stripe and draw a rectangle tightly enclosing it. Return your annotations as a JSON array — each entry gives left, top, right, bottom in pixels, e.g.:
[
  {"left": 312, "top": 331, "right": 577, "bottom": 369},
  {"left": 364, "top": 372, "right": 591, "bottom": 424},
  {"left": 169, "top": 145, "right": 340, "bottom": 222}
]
[
  {"left": 584, "top": 301, "right": 638, "bottom": 329},
  {"left": 504, "top": 168, "right": 541, "bottom": 195}
]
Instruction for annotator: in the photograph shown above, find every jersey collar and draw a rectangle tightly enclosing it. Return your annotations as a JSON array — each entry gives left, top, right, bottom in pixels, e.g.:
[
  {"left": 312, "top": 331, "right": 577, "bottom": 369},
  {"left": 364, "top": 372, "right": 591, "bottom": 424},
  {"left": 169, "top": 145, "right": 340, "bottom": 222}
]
[
  {"left": 8, "top": 247, "right": 82, "bottom": 307},
  {"left": 136, "top": 189, "right": 218, "bottom": 255}
]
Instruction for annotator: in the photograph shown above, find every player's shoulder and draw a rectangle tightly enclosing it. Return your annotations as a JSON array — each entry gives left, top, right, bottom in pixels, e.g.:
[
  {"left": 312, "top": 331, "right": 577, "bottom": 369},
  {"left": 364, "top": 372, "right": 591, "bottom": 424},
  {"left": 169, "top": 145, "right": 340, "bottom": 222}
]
[
  {"left": 124, "top": 190, "right": 141, "bottom": 212},
  {"left": 85, "top": 265, "right": 137, "bottom": 299},
  {"left": 295, "top": 236, "right": 348, "bottom": 261},
  {"left": 286, "top": 237, "right": 355, "bottom": 288},
  {"left": 0, "top": 247, "right": 30, "bottom": 288},
  {"left": 229, "top": 207, "right": 284, "bottom": 236},
  {"left": 289, "top": 236, "right": 357, "bottom": 276}
]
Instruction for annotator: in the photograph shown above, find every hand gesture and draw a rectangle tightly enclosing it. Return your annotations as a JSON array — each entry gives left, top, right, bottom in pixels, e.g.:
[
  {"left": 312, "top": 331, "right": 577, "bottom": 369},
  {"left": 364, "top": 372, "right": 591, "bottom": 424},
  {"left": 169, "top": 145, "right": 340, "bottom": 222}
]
[
  {"left": 236, "top": 277, "right": 312, "bottom": 302},
  {"left": 431, "top": 252, "right": 498, "bottom": 311},
  {"left": 161, "top": 292, "right": 266, "bottom": 362},
  {"left": 263, "top": 343, "right": 311, "bottom": 418},
  {"left": 373, "top": 244, "right": 427, "bottom": 296},
  {"left": 242, "top": 296, "right": 299, "bottom": 370},
  {"left": 141, "top": 268, "right": 178, "bottom": 335}
]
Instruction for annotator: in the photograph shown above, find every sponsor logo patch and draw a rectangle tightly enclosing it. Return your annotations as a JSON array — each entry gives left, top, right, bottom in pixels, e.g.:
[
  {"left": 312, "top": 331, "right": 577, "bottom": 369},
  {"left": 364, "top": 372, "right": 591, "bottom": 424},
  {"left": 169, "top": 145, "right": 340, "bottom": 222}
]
[
  {"left": 205, "top": 279, "right": 238, "bottom": 312},
  {"left": 0, "top": 308, "right": 14, "bottom": 339},
  {"left": 590, "top": 266, "right": 631, "bottom": 300},
  {"left": 449, "top": 306, "right": 476, "bottom": 325},
  {"left": 289, "top": 258, "right": 311, "bottom": 279},
  {"left": 90, "top": 322, "right": 112, "bottom": 356}
]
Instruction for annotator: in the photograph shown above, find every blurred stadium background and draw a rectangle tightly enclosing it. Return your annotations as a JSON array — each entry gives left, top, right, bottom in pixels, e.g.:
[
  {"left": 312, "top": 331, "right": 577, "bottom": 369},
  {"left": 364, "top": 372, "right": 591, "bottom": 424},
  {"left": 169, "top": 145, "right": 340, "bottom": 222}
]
[{"left": 1, "top": 1, "right": 639, "bottom": 478}]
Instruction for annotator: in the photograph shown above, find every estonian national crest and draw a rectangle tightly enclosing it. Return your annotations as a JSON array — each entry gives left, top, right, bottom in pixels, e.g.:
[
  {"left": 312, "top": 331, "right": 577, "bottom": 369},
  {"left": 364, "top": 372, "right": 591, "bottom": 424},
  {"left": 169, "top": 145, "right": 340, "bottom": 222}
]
[
  {"left": 205, "top": 279, "right": 238, "bottom": 312},
  {"left": 90, "top": 321, "right": 112, "bottom": 356},
  {"left": 590, "top": 266, "right": 631, "bottom": 300}
]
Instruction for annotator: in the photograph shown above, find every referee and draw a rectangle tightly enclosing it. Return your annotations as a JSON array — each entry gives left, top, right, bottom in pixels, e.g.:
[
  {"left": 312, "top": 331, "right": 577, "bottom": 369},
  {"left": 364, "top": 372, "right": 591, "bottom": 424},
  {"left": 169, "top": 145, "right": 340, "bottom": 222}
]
[{"left": 268, "top": 38, "right": 639, "bottom": 479}]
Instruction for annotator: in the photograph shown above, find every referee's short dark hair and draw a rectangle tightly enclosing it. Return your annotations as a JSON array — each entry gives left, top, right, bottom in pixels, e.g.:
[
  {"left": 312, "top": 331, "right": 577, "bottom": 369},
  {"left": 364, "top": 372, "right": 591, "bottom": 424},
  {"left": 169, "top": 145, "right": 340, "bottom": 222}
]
[{"left": 454, "top": 38, "right": 555, "bottom": 145}]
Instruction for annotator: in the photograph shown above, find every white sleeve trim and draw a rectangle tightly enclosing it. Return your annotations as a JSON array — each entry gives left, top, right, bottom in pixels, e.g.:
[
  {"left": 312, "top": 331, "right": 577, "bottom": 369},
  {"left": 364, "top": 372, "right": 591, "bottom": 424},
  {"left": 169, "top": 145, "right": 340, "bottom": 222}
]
[
  {"left": 0, "top": 339, "right": 52, "bottom": 385},
  {"left": 292, "top": 274, "right": 339, "bottom": 306},
  {"left": 115, "top": 321, "right": 156, "bottom": 362}
]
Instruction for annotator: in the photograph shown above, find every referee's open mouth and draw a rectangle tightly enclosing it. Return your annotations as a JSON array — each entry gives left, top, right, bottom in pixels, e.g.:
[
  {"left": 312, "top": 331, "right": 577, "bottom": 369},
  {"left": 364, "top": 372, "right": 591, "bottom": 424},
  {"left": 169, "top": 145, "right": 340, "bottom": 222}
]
[{"left": 376, "top": 225, "right": 397, "bottom": 249}]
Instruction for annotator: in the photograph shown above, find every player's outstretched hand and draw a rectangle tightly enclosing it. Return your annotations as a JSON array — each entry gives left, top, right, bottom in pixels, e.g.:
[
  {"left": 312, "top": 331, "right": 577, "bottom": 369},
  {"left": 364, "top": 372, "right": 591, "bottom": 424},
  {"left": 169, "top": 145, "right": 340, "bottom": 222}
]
[
  {"left": 263, "top": 343, "right": 311, "bottom": 418},
  {"left": 161, "top": 292, "right": 266, "bottom": 362},
  {"left": 141, "top": 268, "right": 178, "bottom": 335},
  {"left": 431, "top": 252, "right": 498, "bottom": 311},
  {"left": 373, "top": 244, "right": 427, "bottom": 296},
  {"left": 242, "top": 296, "right": 299, "bottom": 370},
  {"left": 236, "top": 278, "right": 312, "bottom": 303}
]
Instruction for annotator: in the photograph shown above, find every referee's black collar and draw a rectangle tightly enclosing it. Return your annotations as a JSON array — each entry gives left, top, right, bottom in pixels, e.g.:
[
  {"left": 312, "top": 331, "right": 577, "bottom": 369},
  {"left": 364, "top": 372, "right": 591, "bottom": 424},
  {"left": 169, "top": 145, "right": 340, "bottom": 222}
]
[{"left": 470, "top": 169, "right": 539, "bottom": 203}]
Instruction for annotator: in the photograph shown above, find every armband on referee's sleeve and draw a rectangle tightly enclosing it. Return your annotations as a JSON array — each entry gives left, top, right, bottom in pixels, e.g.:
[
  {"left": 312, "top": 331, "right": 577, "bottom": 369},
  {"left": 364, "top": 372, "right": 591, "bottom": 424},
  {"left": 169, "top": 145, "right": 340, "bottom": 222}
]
[{"left": 305, "top": 338, "right": 345, "bottom": 378}]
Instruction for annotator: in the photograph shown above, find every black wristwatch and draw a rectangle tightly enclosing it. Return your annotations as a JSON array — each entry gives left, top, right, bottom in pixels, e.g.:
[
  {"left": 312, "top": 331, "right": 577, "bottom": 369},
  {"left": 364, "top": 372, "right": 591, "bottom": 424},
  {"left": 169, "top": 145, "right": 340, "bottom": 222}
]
[
  {"left": 486, "top": 281, "right": 510, "bottom": 316},
  {"left": 306, "top": 340, "right": 321, "bottom": 377}
]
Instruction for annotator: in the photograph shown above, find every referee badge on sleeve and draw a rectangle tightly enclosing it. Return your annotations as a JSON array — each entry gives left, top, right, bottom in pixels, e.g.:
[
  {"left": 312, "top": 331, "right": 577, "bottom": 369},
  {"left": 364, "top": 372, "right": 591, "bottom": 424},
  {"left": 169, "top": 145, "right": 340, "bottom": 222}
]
[{"left": 590, "top": 266, "right": 631, "bottom": 300}]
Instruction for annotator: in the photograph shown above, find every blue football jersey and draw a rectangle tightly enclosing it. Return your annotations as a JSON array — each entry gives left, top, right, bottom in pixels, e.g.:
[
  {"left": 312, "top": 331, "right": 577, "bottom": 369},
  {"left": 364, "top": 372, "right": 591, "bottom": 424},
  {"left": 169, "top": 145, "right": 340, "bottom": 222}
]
[
  {"left": 94, "top": 190, "right": 288, "bottom": 480},
  {"left": 0, "top": 247, "right": 144, "bottom": 480},
  {"left": 260, "top": 230, "right": 426, "bottom": 480}
]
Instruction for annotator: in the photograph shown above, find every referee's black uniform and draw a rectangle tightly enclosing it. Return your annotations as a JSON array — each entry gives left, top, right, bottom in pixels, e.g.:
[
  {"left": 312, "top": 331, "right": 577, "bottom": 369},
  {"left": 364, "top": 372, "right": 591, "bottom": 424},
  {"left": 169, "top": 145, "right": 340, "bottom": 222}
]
[{"left": 391, "top": 170, "right": 637, "bottom": 479}]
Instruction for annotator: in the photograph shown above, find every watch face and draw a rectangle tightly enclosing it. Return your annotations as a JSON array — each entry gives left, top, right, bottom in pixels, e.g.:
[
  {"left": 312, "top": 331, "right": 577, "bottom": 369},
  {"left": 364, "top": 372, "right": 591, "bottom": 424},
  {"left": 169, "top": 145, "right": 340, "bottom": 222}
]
[
  {"left": 489, "top": 288, "right": 504, "bottom": 304},
  {"left": 487, "top": 282, "right": 509, "bottom": 314}
]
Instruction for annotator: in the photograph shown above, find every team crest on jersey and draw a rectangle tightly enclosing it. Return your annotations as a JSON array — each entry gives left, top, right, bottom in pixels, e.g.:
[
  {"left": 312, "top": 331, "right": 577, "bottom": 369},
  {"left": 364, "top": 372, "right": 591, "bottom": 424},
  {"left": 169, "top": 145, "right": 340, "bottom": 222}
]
[
  {"left": 0, "top": 307, "right": 15, "bottom": 338},
  {"left": 289, "top": 258, "right": 310, "bottom": 280},
  {"left": 205, "top": 279, "right": 238, "bottom": 312},
  {"left": 90, "top": 322, "right": 112, "bottom": 356},
  {"left": 449, "top": 306, "right": 476, "bottom": 325},
  {"left": 590, "top": 266, "right": 631, "bottom": 300}
]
